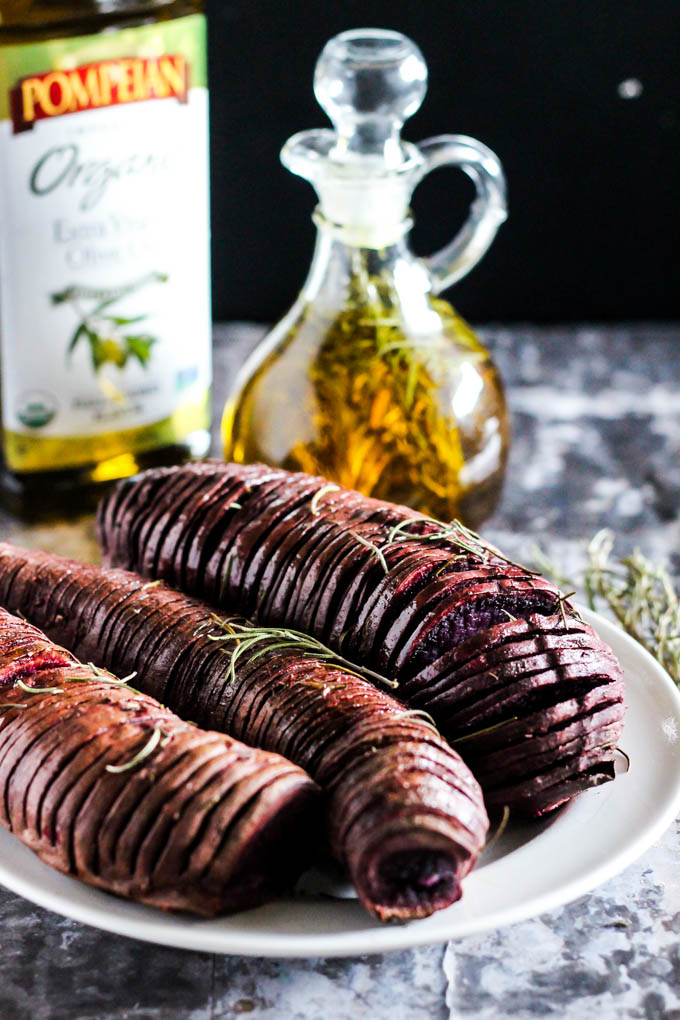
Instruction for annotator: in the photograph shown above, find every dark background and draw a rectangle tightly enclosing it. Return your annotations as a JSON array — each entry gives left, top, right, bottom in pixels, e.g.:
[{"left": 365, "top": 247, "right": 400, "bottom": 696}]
[{"left": 206, "top": 0, "right": 679, "bottom": 324}]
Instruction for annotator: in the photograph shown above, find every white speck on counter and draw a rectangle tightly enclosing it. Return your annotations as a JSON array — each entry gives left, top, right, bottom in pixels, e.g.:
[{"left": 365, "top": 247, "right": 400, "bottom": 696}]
[{"left": 516, "top": 384, "right": 678, "bottom": 421}]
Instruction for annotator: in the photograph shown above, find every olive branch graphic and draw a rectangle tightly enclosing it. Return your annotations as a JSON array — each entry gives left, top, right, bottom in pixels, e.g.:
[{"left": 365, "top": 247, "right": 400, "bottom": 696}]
[{"left": 51, "top": 271, "right": 168, "bottom": 373}]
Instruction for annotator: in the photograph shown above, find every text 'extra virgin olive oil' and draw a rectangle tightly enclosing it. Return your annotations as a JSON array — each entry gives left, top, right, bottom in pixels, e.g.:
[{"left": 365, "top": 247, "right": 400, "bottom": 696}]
[{"left": 0, "top": 0, "right": 211, "bottom": 517}]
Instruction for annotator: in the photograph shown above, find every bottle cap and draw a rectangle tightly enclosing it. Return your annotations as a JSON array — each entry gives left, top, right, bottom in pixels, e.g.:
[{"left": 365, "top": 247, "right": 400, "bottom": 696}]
[{"left": 282, "top": 29, "right": 429, "bottom": 243}]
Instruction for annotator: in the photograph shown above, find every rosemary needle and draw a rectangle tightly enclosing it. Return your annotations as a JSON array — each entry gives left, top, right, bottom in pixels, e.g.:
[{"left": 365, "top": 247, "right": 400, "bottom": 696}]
[
  {"left": 15, "top": 679, "right": 63, "bottom": 695},
  {"left": 106, "top": 727, "right": 162, "bottom": 773},
  {"left": 310, "top": 483, "right": 340, "bottom": 516},
  {"left": 348, "top": 530, "right": 388, "bottom": 573},
  {"left": 209, "top": 616, "right": 398, "bottom": 689}
]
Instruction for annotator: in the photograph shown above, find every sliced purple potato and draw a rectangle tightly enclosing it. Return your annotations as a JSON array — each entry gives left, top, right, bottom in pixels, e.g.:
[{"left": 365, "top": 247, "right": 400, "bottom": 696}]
[
  {"left": 0, "top": 545, "right": 489, "bottom": 922},
  {"left": 96, "top": 463, "right": 626, "bottom": 820},
  {"left": 0, "top": 608, "right": 321, "bottom": 915}
]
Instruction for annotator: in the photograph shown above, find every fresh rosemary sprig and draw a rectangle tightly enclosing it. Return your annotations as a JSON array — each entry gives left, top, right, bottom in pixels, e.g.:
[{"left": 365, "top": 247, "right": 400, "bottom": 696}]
[
  {"left": 450, "top": 716, "right": 519, "bottom": 745},
  {"left": 15, "top": 678, "right": 63, "bottom": 695},
  {"left": 105, "top": 726, "right": 162, "bottom": 774},
  {"left": 310, "top": 484, "right": 340, "bottom": 516},
  {"left": 395, "top": 708, "right": 440, "bottom": 734},
  {"left": 385, "top": 515, "right": 541, "bottom": 576},
  {"left": 535, "top": 529, "right": 680, "bottom": 686},
  {"left": 484, "top": 805, "right": 511, "bottom": 852},
  {"left": 348, "top": 530, "right": 388, "bottom": 573},
  {"left": 61, "top": 663, "right": 144, "bottom": 696},
  {"left": 207, "top": 616, "right": 399, "bottom": 689},
  {"left": 89, "top": 663, "right": 139, "bottom": 687},
  {"left": 584, "top": 530, "right": 680, "bottom": 685}
]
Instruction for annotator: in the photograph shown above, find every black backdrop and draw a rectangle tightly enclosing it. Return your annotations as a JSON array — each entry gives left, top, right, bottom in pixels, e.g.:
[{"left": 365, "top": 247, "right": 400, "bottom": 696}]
[{"left": 206, "top": 0, "right": 679, "bottom": 324}]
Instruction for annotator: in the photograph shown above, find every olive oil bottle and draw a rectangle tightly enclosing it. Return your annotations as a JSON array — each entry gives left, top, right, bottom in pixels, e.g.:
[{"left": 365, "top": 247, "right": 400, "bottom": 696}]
[
  {"left": 223, "top": 29, "right": 509, "bottom": 527},
  {"left": 0, "top": 0, "right": 211, "bottom": 516}
]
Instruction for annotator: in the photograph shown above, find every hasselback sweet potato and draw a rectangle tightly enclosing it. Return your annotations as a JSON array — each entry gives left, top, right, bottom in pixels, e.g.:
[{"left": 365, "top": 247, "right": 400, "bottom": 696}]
[
  {"left": 0, "top": 606, "right": 319, "bottom": 915},
  {"left": 0, "top": 545, "right": 488, "bottom": 921},
  {"left": 98, "top": 462, "right": 626, "bottom": 815}
]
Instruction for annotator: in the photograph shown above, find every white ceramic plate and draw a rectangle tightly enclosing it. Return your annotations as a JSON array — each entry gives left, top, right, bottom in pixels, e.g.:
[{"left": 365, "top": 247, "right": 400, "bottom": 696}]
[{"left": 0, "top": 607, "right": 678, "bottom": 958}]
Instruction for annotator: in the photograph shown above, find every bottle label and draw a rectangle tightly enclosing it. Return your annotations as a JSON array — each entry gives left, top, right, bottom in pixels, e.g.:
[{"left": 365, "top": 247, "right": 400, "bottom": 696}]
[{"left": 0, "top": 14, "right": 211, "bottom": 472}]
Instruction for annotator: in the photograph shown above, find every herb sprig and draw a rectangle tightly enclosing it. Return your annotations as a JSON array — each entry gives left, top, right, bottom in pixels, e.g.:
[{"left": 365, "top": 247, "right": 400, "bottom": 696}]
[
  {"left": 535, "top": 529, "right": 680, "bottom": 686},
  {"left": 385, "top": 515, "right": 541, "bottom": 576},
  {"left": 106, "top": 727, "right": 163, "bottom": 774},
  {"left": 207, "top": 616, "right": 398, "bottom": 689}
]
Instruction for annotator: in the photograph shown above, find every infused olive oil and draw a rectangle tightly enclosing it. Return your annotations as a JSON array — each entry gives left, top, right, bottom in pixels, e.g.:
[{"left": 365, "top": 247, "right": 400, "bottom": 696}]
[
  {"left": 225, "top": 257, "right": 508, "bottom": 525},
  {"left": 0, "top": 1, "right": 211, "bottom": 516},
  {"left": 223, "top": 29, "right": 509, "bottom": 526}
]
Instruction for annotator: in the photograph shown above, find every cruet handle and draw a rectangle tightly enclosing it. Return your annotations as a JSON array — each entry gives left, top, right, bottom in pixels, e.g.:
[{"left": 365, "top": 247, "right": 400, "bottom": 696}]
[{"left": 417, "top": 135, "right": 507, "bottom": 293}]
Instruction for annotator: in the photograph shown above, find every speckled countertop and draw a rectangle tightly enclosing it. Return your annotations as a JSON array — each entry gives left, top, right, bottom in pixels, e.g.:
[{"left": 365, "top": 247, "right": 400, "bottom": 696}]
[{"left": 0, "top": 323, "right": 678, "bottom": 1020}]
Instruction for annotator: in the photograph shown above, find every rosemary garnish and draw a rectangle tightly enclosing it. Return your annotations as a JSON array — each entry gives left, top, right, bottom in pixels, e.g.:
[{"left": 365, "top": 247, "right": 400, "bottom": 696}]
[
  {"left": 60, "top": 663, "right": 144, "bottom": 697},
  {"left": 201, "top": 793, "right": 222, "bottom": 811},
  {"left": 89, "top": 663, "right": 138, "bottom": 686},
  {"left": 310, "top": 484, "right": 340, "bottom": 516},
  {"left": 615, "top": 746, "right": 631, "bottom": 773},
  {"left": 555, "top": 590, "right": 578, "bottom": 627},
  {"left": 585, "top": 531, "right": 680, "bottom": 685},
  {"left": 384, "top": 516, "right": 540, "bottom": 576},
  {"left": 396, "top": 708, "right": 440, "bottom": 734},
  {"left": 450, "top": 716, "right": 519, "bottom": 745},
  {"left": 348, "top": 530, "right": 388, "bottom": 573},
  {"left": 15, "top": 679, "right": 63, "bottom": 695},
  {"left": 484, "top": 805, "right": 510, "bottom": 853},
  {"left": 207, "top": 616, "right": 398, "bottom": 689},
  {"left": 105, "top": 727, "right": 162, "bottom": 774},
  {"left": 535, "top": 529, "right": 680, "bottom": 686},
  {"left": 64, "top": 663, "right": 145, "bottom": 696}
]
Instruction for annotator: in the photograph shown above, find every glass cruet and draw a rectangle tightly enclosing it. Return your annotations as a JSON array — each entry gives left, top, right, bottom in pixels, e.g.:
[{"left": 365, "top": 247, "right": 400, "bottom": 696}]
[{"left": 222, "top": 28, "right": 510, "bottom": 526}]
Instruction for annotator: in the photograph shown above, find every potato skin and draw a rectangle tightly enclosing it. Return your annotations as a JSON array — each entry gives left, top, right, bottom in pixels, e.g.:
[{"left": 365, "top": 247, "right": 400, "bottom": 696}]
[
  {"left": 0, "top": 608, "right": 319, "bottom": 916},
  {"left": 96, "top": 462, "right": 626, "bottom": 817},
  {"left": 0, "top": 544, "right": 489, "bottom": 922}
]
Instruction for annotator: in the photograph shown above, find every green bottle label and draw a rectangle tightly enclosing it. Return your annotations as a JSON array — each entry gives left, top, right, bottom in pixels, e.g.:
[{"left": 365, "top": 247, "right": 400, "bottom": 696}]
[{"left": 0, "top": 14, "right": 211, "bottom": 472}]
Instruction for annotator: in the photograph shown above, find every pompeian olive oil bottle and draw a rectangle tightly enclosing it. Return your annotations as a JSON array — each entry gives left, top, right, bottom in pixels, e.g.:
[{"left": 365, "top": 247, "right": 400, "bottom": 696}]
[
  {"left": 0, "top": 0, "right": 211, "bottom": 516},
  {"left": 223, "top": 29, "right": 510, "bottom": 527}
]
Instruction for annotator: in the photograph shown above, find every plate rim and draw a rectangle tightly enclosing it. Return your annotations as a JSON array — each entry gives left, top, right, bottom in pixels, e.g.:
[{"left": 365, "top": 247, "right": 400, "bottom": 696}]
[{"left": 0, "top": 605, "right": 678, "bottom": 958}]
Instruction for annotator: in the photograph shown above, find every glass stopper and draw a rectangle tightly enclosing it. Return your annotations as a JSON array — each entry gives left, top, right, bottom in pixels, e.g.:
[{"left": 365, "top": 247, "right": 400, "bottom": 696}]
[{"left": 313, "top": 28, "right": 427, "bottom": 166}]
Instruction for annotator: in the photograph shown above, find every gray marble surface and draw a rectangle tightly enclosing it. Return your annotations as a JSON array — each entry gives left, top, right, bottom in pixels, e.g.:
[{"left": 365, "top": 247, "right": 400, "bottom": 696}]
[{"left": 0, "top": 322, "right": 678, "bottom": 1019}]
